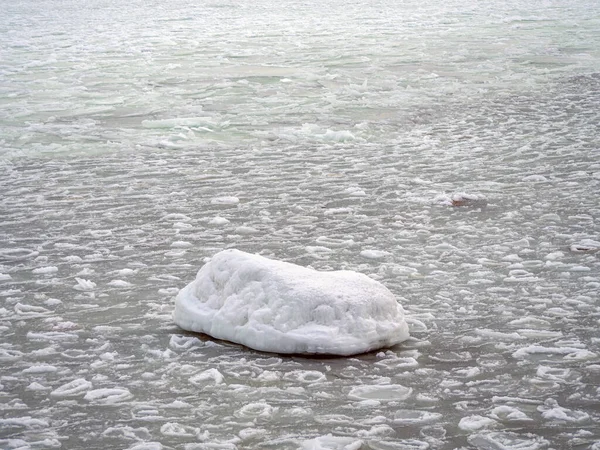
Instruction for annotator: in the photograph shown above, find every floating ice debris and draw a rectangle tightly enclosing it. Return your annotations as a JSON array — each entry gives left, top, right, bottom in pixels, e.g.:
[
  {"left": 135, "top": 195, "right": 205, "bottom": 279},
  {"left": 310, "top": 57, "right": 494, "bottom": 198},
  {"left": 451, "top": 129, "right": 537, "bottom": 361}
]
[
  {"left": 468, "top": 432, "right": 549, "bottom": 450},
  {"left": 173, "top": 249, "right": 409, "bottom": 355},
  {"left": 570, "top": 239, "right": 600, "bottom": 252},
  {"left": 127, "top": 443, "right": 164, "bottom": 450},
  {"left": 107, "top": 279, "right": 133, "bottom": 288},
  {"left": 210, "top": 196, "right": 240, "bottom": 205},
  {"left": 189, "top": 368, "right": 224, "bottom": 386},
  {"left": 348, "top": 384, "right": 412, "bottom": 401},
  {"left": 458, "top": 415, "right": 497, "bottom": 431},
  {"left": 490, "top": 406, "right": 532, "bottom": 422},
  {"left": 512, "top": 345, "right": 596, "bottom": 360},
  {"left": 538, "top": 398, "right": 590, "bottom": 423},
  {"left": 32, "top": 266, "right": 58, "bottom": 275},
  {"left": 360, "top": 249, "right": 390, "bottom": 260},
  {"left": 435, "top": 192, "right": 487, "bottom": 207},
  {"left": 50, "top": 378, "right": 92, "bottom": 398},
  {"left": 522, "top": 174, "right": 549, "bottom": 182},
  {"left": 84, "top": 388, "right": 133, "bottom": 404},
  {"left": 73, "top": 277, "right": 96, "bottom": 291},
  {"left": 300, "top": 434, "right": 363, "bottom": 450},
  {"left": 393, "top": 409, "right": 442, "bottom": 425},
  {"left": 209, "top": 216, "right": 230, "bottom": 225}
]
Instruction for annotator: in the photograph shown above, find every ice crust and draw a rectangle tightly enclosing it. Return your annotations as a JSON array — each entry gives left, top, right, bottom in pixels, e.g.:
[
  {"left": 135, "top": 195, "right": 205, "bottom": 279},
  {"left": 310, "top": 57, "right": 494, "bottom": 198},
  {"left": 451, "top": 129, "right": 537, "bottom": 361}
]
[{"left": 173, "top": 249, "right": 409, "bottom": 355}]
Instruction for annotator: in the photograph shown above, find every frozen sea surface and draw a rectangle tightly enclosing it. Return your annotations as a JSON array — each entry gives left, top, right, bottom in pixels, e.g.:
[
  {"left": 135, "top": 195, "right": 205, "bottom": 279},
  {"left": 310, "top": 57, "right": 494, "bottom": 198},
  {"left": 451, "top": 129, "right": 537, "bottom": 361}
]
[{"left": 1, "top": 0, "right": 600, "bottom": 448}]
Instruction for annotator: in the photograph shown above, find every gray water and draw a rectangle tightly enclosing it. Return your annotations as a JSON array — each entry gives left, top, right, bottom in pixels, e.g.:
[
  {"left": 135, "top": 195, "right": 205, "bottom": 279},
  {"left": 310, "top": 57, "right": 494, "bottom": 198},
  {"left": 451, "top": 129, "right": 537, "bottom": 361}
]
[{"left": 1, "top": 0, "right": 600, "bottom": 448}]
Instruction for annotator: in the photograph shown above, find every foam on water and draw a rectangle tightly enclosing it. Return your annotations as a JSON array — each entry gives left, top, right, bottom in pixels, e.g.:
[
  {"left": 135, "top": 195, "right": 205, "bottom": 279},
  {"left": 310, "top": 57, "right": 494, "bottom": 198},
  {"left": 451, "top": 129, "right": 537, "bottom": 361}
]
[{"left": 1, "top": 0, "right": 600, "bottom": 448}]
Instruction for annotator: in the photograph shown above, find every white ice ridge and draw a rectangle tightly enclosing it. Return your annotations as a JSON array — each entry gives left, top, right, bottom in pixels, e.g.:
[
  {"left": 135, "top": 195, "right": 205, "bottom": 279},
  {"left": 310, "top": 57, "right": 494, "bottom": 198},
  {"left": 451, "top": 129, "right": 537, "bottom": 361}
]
[{"left": 173, "top": 249, "right": 409, "bottom": 356}]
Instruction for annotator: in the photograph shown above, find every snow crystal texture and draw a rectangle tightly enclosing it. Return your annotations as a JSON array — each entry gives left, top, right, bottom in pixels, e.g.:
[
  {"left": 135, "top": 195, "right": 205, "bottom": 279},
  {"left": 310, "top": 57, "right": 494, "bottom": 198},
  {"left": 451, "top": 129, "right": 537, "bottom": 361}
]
[{"left": 174, "top": 250, "right": 409, "bottom": 355}]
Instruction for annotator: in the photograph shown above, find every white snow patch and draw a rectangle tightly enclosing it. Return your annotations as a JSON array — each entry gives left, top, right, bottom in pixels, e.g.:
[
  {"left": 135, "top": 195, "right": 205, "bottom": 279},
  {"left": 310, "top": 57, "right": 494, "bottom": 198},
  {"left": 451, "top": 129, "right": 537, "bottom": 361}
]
[{"left": 173, "top": 249, "right": 409, "bottom": 355}]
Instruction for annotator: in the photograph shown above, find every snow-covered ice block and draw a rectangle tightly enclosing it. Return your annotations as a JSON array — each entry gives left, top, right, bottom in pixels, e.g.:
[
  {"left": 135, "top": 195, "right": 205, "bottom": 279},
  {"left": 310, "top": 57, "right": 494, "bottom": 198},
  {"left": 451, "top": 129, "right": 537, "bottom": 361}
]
[
  {"left": 570, "top": 239, "right": 600, "bottom": 252},
  {"left": 173, "top": 249, "right": 409, "bottom": 355}
]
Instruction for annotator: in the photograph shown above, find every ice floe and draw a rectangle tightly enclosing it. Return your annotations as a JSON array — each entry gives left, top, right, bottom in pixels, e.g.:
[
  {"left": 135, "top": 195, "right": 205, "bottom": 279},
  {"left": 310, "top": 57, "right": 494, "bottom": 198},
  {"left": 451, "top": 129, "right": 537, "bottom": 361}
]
[{"left": 173, "top": 249, "right": 409, "bottom": 355}]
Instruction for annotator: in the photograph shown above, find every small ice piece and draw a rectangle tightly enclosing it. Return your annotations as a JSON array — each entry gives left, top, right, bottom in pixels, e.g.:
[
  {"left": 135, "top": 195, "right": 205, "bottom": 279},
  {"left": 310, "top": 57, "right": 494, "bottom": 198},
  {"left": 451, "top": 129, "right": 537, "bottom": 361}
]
[
  {"left": 50, "top": 378, "right": 92, "bottom": 398},
  {"left": 210, "top": 196, "right": 239, "bottom": 205},
  {"left": 393, "top": 409, "right": 442, "bottom": 425},
  {"left": 468, "top": 432, "right": 549, "bottom": 450},
  {"left": 348, "top": 384, "right": 412, "bottom": 401},
  {"left": 26, "top": 382, "right": 50, "bottom": 391},
  {"left": 171, "top": 241, "right": 193, "bottom": 248},
  {"left": 522, "top": 174, "right": 548, "bottom": 182},
  {"left": 22, "top": 365, "right": 57, "bottom": 374},
  {"left": 84, "top": 388, "right": 133, "bottom": 404},
  {"left": 15, "top": 303, "right": 50, "bottom": 315},
  {"left": 74, "top": 277, "right": 96, "bottom": 291},
  {"left": 160, "top": 422, "right": 195, "bottom": 437},
  {"left": 344, "top": 187, "right": 367, "bottom": 197},
  {"left": 173, "top": 250, "right": 409, "bottom": 355},
  {"left": 32, "top": 266, "right": 58, "bottom": 275},
  {"left": 300, "top": 434, "right": 363, "bottom": 450},
  {"left": 107, "top": 280, "right": 133, "bottom": 288},
  {"left": 209, "top": 216, "right": 230, "bottom": 225},
  {"left": 435, "top": 192, "right": 487, "bottom": 207},
  {"left": 545, "top": 251, "right": 564, "bottom": 261},
  {"left": 570, "top": 239, "right": 600, "bottom": 252},
  {"left": 458, "top": 415, "right": 496, "bottom": 431},
  {"left": 490, "top": 406, "right": 532, "bottom": 422},
  {"left": 234, "top": 401, "right": 276, "bottom": 419},
  {"left": 512, "top": 345, "right": 596, "bottom": 360},
  {"left": 127, "top": 443, "right": 163, "bottom": 450},
  {"left": 538, "top": 398, "right": 590, "bottom": 423},
  {"left": 235, "top": 226, "right": 259, "bottom": 235},
  {"left": 282, "top": 370, "right": 327, "bottom": 384},
  {"left": 189, "top": 368, "right": 224, "bottom": 386},
  {"left": 116, "top": 268, "right": 136, "bottom": 276},
  {"left": 360, "top": 249, "right": 390, "bottom": 260},
  {"left": 89, "top": 230, "right": 112, "bottom": 238}
]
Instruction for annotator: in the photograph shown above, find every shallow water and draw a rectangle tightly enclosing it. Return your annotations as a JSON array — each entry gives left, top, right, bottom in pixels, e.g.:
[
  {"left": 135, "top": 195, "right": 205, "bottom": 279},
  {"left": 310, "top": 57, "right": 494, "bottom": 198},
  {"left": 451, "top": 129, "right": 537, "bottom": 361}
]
[{"left": 1, "top": 0, "right": 600, "bottom": 449}]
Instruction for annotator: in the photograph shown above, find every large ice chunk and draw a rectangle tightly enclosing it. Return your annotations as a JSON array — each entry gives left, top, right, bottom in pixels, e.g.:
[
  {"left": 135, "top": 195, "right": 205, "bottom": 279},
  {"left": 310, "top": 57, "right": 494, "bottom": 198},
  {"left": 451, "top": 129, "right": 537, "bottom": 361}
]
[{"left": 173, "top": 249, "right": 409, "bottom": 355}]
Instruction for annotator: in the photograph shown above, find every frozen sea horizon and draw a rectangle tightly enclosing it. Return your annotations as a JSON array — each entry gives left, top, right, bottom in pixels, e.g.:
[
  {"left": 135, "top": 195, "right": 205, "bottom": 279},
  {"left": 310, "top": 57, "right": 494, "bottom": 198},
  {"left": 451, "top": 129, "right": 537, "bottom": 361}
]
[{"left": 1, "top": 0, "right": 600, "bottom": 448}]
